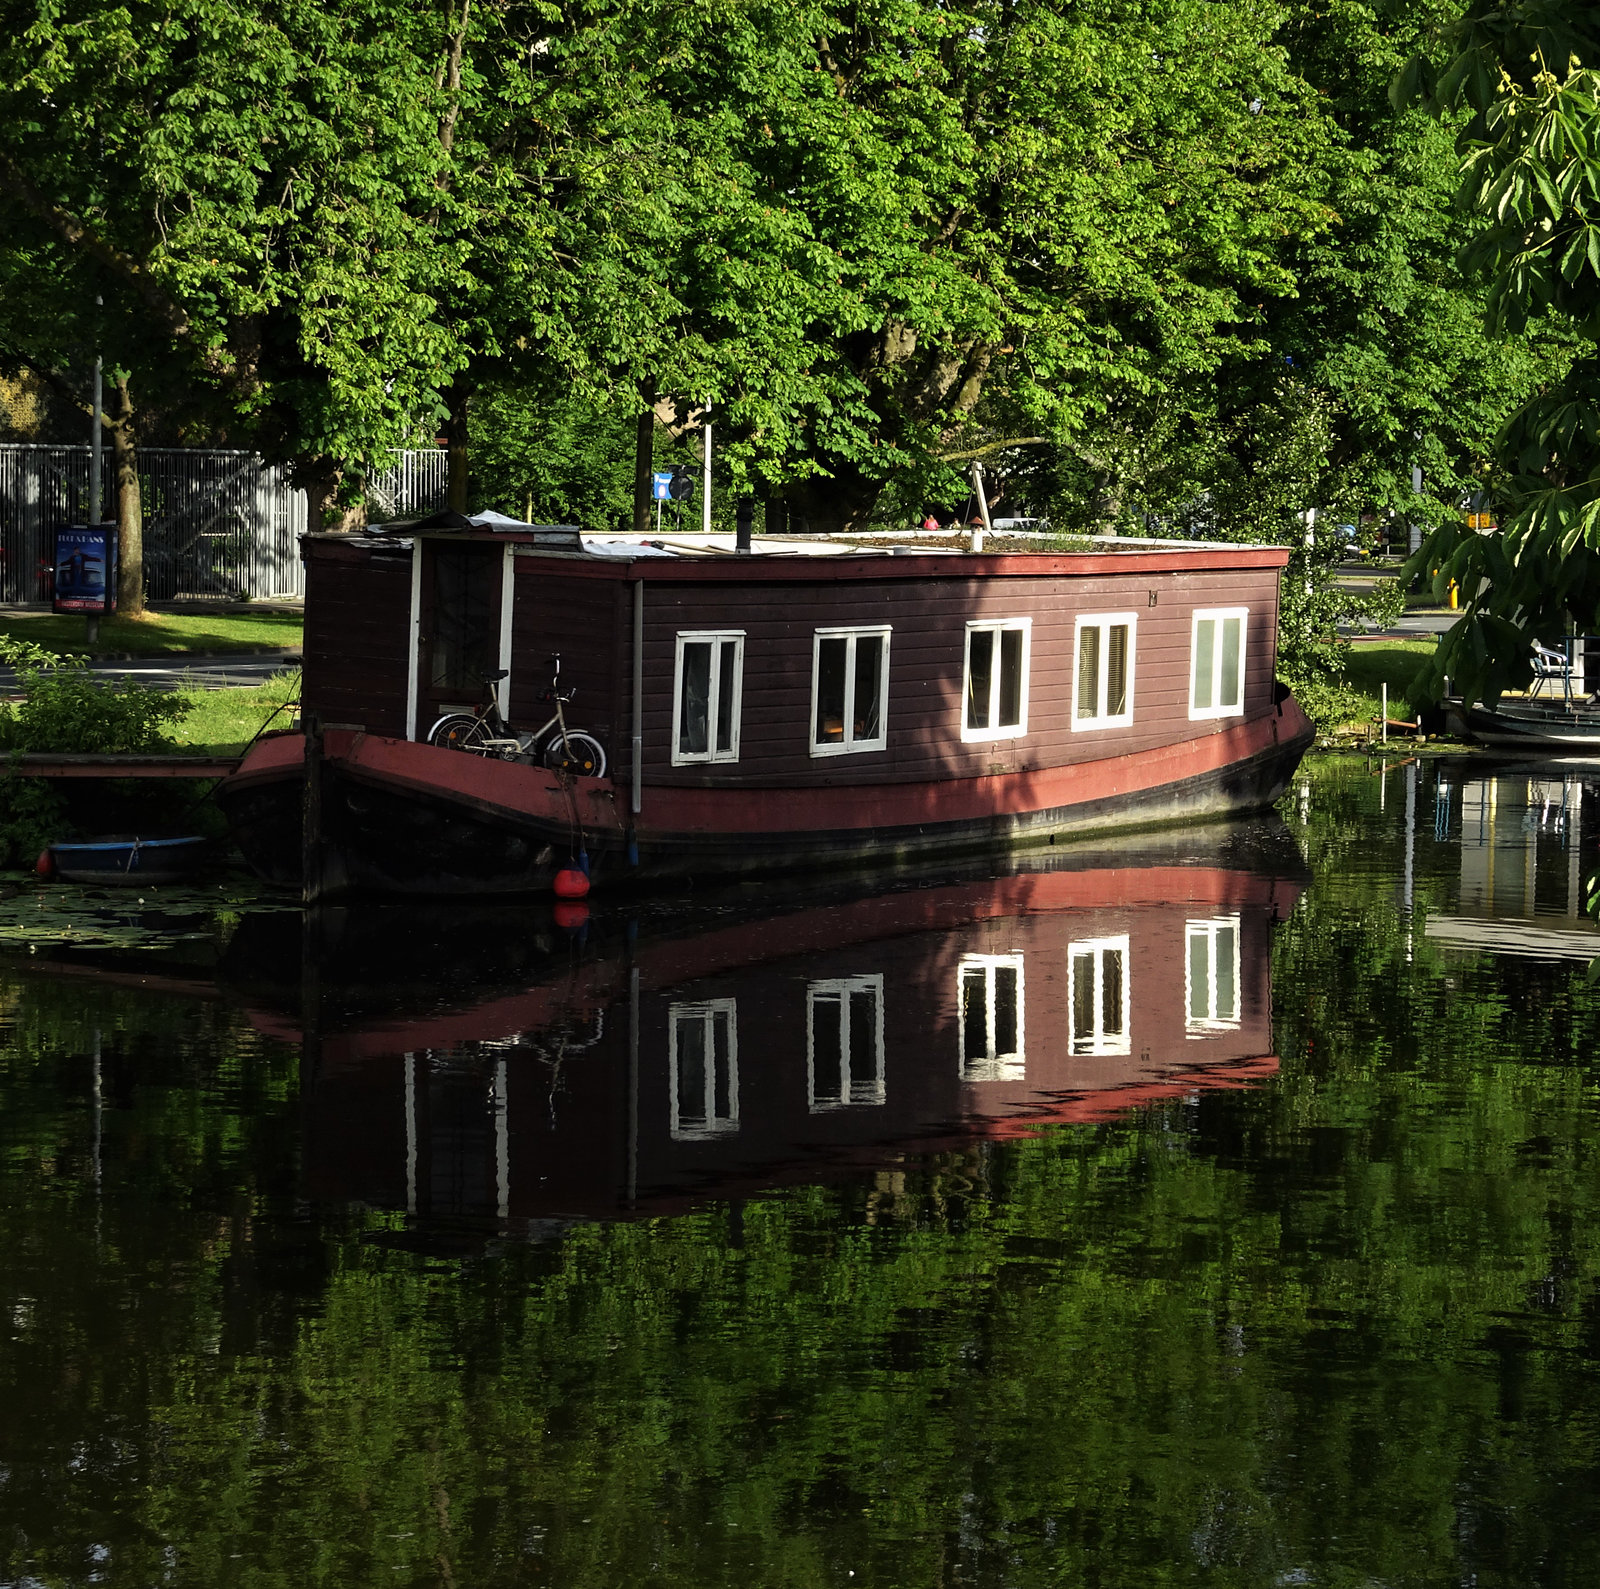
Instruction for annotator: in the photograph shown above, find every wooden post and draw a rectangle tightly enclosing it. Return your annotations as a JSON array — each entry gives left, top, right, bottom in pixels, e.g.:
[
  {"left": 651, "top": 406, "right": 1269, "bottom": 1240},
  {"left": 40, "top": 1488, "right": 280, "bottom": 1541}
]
[{"left": 302, "top": 711, "right": 323, "bottom": 907}]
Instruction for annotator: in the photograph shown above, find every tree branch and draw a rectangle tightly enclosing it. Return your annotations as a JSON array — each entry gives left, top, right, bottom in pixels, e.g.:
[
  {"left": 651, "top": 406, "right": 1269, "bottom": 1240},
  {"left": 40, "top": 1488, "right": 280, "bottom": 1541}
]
[
  {"left": 0, "top": 155, "right": 192, "bottom": 342},
  {"left": 937, "top": 436, "right": 1048, "bottom": 462}
]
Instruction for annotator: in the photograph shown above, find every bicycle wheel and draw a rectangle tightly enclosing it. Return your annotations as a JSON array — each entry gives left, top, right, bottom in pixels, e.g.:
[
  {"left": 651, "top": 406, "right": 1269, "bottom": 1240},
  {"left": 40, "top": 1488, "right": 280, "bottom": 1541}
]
[
  {"left": 540, "top": 729, "right": 608, "bottom": 778},
  {"left": 428, "top": 713, "right": 495, "bottom": 754}
]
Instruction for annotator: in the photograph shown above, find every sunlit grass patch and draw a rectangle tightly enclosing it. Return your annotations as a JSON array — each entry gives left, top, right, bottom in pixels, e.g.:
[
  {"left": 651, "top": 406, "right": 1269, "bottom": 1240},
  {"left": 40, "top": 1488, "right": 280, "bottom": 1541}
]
[
  {"left": 169, "top": 672, "right": 300, "bottom": 754},
  {"left": 1343, "top": 638, "right": 1435, "bottom": 724},
  {"left": 0, "top": 610, "right": 302, "bottom": 658}
]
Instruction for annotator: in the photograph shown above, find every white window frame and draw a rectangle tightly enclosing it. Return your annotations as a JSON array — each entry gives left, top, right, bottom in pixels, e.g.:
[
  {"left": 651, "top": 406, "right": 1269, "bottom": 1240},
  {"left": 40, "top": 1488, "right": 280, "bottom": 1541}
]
[
  {"left": 1067, "top": 935, "right": 1131, "bottom": 1057},
  {"left": 957, "top": 954, "right": 1026, "bottom": 1082},
  {"left": 671, "top": 630, "right": 745, "bottom": 766},
  {"left": 1185, "top": 916, "right": 1242, "bottom": 1034},
  {"left": 960, "top": 618, "right": 1032, "bottom": 742},
  {"left": 810, "top": 626, "right": 891, "bottom": 756},
  {"left": 667, "top": 998, "right": 739, "bottom": 1141},
  {"left": 1071, "top": 612, "right": 1137, "bottom": 731},
  {"left": 805, "top": 975, "right": 886, "bottom": 1110},
  {"left": 1189, "top": 607, "right": 1249, "bottom": 721}
]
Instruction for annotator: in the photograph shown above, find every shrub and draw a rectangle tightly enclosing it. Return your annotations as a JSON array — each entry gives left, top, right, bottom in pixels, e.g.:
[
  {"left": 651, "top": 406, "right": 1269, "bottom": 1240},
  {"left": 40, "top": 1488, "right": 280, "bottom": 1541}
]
[{"left": 0, "top": 637, "right": 191, "bottom": 754}]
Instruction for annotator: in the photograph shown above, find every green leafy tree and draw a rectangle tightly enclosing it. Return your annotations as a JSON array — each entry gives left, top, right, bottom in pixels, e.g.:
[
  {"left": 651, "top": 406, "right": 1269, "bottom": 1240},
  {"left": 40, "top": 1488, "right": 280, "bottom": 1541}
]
[{"left": 1395, "top": 2, "right": 1600, "bottom": 705}]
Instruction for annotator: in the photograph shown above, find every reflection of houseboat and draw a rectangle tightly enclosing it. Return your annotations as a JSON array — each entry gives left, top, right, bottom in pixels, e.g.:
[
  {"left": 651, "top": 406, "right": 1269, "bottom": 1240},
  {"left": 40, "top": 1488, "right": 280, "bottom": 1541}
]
[
  {"left": 218, "top": 517, "right": 1313, "bottom": 894},
  {"left": 254, "top": 841, "right": 1306, "bottom": 1224}
]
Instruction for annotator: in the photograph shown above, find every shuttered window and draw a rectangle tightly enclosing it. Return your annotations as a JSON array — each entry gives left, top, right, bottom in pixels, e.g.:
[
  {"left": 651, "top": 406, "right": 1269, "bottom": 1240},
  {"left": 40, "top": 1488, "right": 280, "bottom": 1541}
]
[
  {"left": 806, "top": 976, "right": 886, "bottom": 1110},
  {"left": 958, "top": 954, "right": 1026, "bottom": 1081},
  {"left": 811, "top": 627, "right": 891, "bottom": 755},
  {"left": 1186, "top": 916, "right": 1242, "bottom": 1034},
  {"left": 668, "top": 1000, "right": 739, "bottom": 1140},
  {"left": 962, "top": 619, "right": 1030, "bottom": 740},
  {"left": 672, "top": 631, "right": 744, "bottom": 765},
  {"left": 1067, "top": 936, "right": 1131, "bottom": 1056},
  {"left": 1073, "top": 613, "right": 1136, "bottom": 730},
  {"left": 1190, "top": 608, "right": 1248, "bottom": 719}
]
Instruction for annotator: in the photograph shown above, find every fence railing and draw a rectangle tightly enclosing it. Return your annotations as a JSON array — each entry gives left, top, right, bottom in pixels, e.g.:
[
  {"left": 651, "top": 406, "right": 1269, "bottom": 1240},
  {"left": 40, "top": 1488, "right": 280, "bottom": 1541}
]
[{"left": 0, "top": 445, "right": 447, "bottom": 604}]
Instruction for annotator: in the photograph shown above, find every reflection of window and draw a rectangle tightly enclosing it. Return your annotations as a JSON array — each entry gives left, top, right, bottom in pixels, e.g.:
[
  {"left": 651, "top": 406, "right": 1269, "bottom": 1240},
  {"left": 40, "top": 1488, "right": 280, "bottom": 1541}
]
[
  {"left": 806, "top": 976, "right": 885, "bottom": 1110},
  {"left": 672, "top": 631, "right": 744, "bottom": 764},
  {"left": 1190, "top": 608, "right": 1247, "bottom": 719},
  {"left": 669, "top": 1000, "right": 739, "bottom": 1140},
  {"left": 963, "top": 620, "right": 1030, "bottom": 740},
  {"left": 959, "top": 955, "right": 1025, "bottom": 1081},
  {"left": 1186, "top": 916, "right": 1241, "bottom": 1033},
  {"left": 811, "top": 628, "right": 890, "bottom": 755},
  {"left": 1068, "top": 936, "right": 1130, "bottom": 1056},
  {"left": 1074, "top": 614, "right": 1136, "bottom": 729}
]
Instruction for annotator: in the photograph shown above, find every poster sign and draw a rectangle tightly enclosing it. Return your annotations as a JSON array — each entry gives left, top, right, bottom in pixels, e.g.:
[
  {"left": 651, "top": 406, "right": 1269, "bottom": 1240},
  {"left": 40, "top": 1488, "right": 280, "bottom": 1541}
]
[
  {"left": 53, "top": 523, "right": 118, "bottom": 614},
  {"left": 652, "top": 470, "right": 675, "bottom": 502}
]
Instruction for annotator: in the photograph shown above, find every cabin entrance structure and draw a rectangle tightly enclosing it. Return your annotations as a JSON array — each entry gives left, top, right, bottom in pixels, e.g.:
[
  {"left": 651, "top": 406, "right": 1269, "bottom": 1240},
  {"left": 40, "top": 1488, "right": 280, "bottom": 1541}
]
[{"left": 415, "top": 539, "right": 509, "bottom": 736}]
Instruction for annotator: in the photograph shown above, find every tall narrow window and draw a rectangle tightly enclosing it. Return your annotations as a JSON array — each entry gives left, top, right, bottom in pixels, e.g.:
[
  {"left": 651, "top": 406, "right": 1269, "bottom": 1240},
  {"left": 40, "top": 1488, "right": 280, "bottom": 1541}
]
[
  {"left": 963, "top": 620, "right": 1031, "bottom": 740},
  {"left": 1190, "top": 608, "right": 1248, "bottom": 719},
  {"left": 668, "top": 1000, "right": 739, "bottom": 1140},
  {"left": 806, "top": 976, "right": 886, "bottom": 1110},
  {"left": 1185, "top": 917, "right": 1241, "bottom": 1034},
  {"left": 673, "top": 632, "right": 744, "bottom": 764},
  {"left": 811, "top": 628, "right": 890, "bottom": 755},
  {"left": 1073, "top": 614, "right": 1136, "bottom": 729},
  {"left": 1067, "top": 935, "right": 1131, "bottom": 1056},
  {"left": 958, "top": 954, "right": 1026, "bottom": 1081}
]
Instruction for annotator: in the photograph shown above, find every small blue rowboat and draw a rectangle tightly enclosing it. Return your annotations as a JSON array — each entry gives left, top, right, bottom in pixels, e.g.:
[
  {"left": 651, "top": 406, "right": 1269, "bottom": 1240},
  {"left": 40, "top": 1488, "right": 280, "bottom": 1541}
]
[{"left": 47, "top": 835, "right": 214, "bottom": 885}]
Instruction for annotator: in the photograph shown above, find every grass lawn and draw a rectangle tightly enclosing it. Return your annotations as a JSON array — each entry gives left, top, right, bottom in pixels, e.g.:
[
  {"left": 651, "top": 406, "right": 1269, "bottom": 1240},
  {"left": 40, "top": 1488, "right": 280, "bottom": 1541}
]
[
  {"left": 1344, "top": 638, "right": 1435, "bottom": 722},
  {"left": 169, "top": 672, "right": 301, "bottom": 754},
  {"left": 0, "top": 610, "right": 302, "bottom": 658}
]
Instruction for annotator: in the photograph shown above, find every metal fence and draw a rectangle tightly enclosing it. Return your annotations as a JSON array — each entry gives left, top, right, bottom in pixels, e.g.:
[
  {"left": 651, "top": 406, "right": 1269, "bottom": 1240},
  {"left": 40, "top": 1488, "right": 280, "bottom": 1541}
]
[
  {"left": 368, "top": 448, "right": 448, "bottom": 523},
  {"left": 0, "top": 445, "right": 447, "bottom": 604}
]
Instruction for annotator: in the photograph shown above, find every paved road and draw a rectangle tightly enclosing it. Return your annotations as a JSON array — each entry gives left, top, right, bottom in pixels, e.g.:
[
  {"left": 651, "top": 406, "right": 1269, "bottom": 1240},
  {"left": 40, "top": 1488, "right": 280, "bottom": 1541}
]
[{"left": 0, "top": 651, "right": 300, "bottom": 692}]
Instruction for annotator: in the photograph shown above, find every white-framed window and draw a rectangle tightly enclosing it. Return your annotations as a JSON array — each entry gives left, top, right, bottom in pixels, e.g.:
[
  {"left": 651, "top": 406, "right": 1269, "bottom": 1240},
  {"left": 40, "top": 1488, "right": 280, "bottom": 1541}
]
[
  {"left": 811, "top": 627, "right": 890, "bottom": 755},
  {"left": 1073, "top": 613, "right": 1136, "bottom": 730},
  {"left": 958, "top": 954, "right": 1025, "bottom": 1081},
  {"left": 672, "top": 631, "right": 744, "bottom": 765},
  {"left": 1067, "top": 935, "right": 1130, "bottom": 1056},
  {"left": 806, "top": 975, "right": 885, "bottom": 1110},
  {"left": 962, "top": 619, "right": 1031, "bottom": 740},
  {"left": 668, "top": 999, "right": 739, "bottom": 1140},
  {"left": 1190, "top": 607, "right": 1248, "bottom": 719},
  {"left": 1186, "top": 916, "right": 1241, "bottom": 1034}
]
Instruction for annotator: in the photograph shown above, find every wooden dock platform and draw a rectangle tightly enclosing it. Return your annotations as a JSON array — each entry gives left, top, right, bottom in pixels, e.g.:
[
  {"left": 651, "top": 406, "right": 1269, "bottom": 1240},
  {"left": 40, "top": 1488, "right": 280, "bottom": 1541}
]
[{"left": 5, "top": 754, "right": 241, "bottom": 779}]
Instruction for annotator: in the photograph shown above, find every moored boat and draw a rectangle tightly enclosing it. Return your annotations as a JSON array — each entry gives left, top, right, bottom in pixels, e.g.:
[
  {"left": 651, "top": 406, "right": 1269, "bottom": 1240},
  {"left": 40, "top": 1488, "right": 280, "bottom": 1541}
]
[
  {"left": 1449, "top": 697, "right": 1600, "bottom": 753},
  {"left": 217, "top": 518, "right": 1315, "bottom": 896},
  {"left": 46, "top": 834, "right": 213, "bottom": 885}
]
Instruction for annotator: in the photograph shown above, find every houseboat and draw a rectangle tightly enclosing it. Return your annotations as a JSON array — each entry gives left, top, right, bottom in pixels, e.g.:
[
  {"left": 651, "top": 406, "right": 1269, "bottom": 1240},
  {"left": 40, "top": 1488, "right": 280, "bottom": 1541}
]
[{"left": 217, "top": 515, "right": 1314, "bottom": 895}]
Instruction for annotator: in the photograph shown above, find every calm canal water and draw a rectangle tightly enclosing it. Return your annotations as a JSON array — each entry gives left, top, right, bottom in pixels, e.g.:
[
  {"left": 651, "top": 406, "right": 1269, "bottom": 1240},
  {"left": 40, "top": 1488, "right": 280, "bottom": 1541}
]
[{"left": 2, "top": 753, "right": 1599, "bottom": 1588}]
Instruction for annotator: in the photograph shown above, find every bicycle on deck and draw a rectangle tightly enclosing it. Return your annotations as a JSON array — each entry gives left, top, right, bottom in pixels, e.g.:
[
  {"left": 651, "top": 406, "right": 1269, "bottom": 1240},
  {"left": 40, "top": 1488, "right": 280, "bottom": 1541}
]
[{"left": 426, "top": 654, "right": 608, "bottom": 777}]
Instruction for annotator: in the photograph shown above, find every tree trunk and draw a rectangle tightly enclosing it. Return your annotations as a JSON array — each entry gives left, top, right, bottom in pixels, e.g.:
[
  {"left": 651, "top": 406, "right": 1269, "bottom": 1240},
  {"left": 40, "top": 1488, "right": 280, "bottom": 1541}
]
[
  {"left": 111, "top": 376, "right": 143, "bottom": 616},
  {"left": 299, "top": 461, "right": 365, "bottom": 532},
  {"left": 632, "top": 386, "right": 656, "bottom": 536},
  {"left": 445, "top": 385, "right": 470, "bottom": 513}
]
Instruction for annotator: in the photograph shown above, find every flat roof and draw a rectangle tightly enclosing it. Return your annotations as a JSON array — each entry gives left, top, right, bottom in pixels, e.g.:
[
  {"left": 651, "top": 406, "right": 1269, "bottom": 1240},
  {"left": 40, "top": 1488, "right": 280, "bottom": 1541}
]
[{"left": 334, "top": 524, "right": 1292, "bottom": 571}]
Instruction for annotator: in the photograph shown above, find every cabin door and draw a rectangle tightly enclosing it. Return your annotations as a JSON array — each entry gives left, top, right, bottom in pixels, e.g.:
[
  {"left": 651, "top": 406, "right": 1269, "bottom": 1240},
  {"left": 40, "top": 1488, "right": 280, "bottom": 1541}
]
[{"left": 415, "top": 540, "right": 506, "bottom": 737}]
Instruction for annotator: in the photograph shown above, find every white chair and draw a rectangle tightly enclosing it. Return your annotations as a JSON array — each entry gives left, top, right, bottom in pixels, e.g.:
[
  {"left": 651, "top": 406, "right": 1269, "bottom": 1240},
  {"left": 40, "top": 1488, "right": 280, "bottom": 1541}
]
[{"left": 1530, "top": 641, "right": 1573, "bottom": 702}]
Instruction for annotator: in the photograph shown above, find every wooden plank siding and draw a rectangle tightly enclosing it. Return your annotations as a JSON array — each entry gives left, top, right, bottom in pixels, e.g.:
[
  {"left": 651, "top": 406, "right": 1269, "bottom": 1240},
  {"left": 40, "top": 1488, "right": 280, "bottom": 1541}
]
[
  {"left": 297, "top": 536, "right": 1286, "bottom": 790},
  {"left": 301, "top": 538, "right": 413, "bottom": 737},
  {"left": 639, "top": 566, "right": 1283, "bottom": 788},
  {"left": 507, "top": 563, "right": 623, "bottom": 750}
]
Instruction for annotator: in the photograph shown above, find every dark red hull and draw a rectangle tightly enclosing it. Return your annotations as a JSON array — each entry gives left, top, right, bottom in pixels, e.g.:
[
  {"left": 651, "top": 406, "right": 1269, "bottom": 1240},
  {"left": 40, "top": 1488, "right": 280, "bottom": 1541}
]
[{"left": 218, "top": 694, "right": 1313, "bottom": 896}]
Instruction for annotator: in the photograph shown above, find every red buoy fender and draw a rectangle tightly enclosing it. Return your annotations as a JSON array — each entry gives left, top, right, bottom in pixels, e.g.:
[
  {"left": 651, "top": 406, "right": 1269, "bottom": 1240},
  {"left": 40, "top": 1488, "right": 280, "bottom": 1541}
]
[
  {"left": 552, "top": 867, "right": 590, "bottom": 899},
  {"left": 35, "top": 849, "right": 54, "bottom": 878}
]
